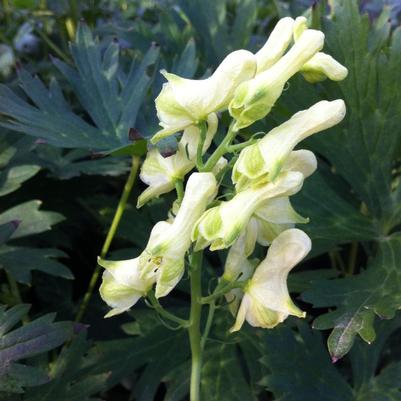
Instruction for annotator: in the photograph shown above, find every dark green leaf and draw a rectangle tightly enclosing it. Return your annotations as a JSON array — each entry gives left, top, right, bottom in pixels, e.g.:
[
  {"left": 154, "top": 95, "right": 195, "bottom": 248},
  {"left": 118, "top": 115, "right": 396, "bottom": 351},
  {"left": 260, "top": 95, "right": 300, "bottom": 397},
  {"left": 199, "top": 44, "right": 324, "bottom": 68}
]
[
  {"left": 303, "top": 234, "right": 401, "bottom": 360},
  {"left": 0, "top": 201, "right": 64, "bottom": 239},
  {"left": 0, "top": 305, "right": 72, "bottom": 394},
  {"left": 0, "top": 247, "right": 73, "bottom": 284},
  {"left": 0, "top": 24, "right": 159, "bottom": 151},
  {"left": 260, "top": 323, "right": 353, "bottom": 401}
]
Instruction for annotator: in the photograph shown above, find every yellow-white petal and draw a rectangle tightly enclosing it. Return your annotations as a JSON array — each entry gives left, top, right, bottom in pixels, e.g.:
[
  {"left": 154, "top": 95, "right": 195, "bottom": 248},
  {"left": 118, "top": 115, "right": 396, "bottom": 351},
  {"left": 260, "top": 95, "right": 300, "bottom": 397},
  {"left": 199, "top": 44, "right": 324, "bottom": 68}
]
[
  {"left": 193, "top": 171, "right": 304, "bottom": 251},
  {"left": 152, "top": 50, "right": 256, "bottom": 142},
  {"left": 232, "top": 99, "right": 346, "bottom": 186},
  {"left": 138, "top": 114, "right": 218, "bottom": 207},
  {"left": 230, "top": 228, "right": 311, "bottom": 331},
  {"left": 229, "top": 29, "right": 325, "bottom": 130},
  {"left": 255, "top": 17, "right": 294, "bottom": 73}
]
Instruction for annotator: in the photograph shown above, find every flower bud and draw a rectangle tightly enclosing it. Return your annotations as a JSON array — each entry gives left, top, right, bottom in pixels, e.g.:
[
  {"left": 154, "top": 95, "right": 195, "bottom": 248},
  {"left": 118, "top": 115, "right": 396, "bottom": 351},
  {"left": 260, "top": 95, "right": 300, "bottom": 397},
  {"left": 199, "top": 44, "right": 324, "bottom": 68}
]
[
  {"left": 140, "top": 172, "right": 217, "bottom": 297},
  {"left": 294, "top": 17, "right": 348, "bottom": 83},
  {"left": 137, "top": 114, "right": 218, "bottom": 207},
  {"left": 229, "top": 29, "right": 325, "bottom": 130},
  {"left": 232, "top": 100, "right": 346, "bottom": 188},
  {"left": 230, "top": 228, "right": 311, "bottom": 331},
  {"left": 192, "top": 171, "right": 304, "bottom": 251},
  {"left": 152, "top": 50, "right": 257, "bottom": 143}
]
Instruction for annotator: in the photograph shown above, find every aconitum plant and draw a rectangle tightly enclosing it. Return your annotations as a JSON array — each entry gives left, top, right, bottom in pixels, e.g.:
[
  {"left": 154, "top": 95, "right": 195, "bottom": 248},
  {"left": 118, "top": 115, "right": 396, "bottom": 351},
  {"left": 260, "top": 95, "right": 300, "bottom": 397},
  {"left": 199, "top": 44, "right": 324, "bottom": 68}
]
[{"left": 99, "top": 16, "right": 347, "bottom": 401}]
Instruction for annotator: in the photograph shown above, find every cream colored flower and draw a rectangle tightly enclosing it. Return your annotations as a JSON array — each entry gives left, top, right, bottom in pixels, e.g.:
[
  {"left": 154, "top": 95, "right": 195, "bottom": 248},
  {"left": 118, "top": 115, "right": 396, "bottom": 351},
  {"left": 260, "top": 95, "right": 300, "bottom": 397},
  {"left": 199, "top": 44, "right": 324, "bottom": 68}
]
[
  {"left": 229, "top": 29, "right": 324, "bottom": 130},
  {"left": 139, "top": 172, "right": 217, "bottom": 297},
  {"left": 98, "top": 257, "right": 152, "bottom": 317},
  {"left": 230, "top": 228, "right": 311, "bottom": 332},
  {"left": 232, "top": 100, "right": 346, "bottom": 189},
  {"left": 255, "top": 17, "right": 295, "bottom": 73},
  {"left": 137, "top": 114, "right": 218, "bottom": 207},
  {"left": 151, "top": 50, "right": 257, "bottom": 143},
  {"left": 294, "top": 17, "right": 348, "bottom": 83},
  {"left": 192, "top": 171, "right": 304, "bottom": 251}
]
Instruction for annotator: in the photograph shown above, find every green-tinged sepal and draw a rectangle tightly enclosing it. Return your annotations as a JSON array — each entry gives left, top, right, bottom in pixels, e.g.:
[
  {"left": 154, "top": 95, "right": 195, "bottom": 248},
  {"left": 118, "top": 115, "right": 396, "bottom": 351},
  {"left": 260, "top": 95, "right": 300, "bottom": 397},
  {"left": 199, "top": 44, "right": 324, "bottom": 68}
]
[
  {"left": 137, "top": 114, "right": 218, "bottom": 207},
  {"left": 152, "top": 50, "right": 256, "bottom": 143},
  {"left": 232, "top": 100, "right": 345, "bottom": 189},
  {"left": 230, "top": 229, "right": 311, "bottom": 332},
  {"left": 229, "top": 29, "right": 324, "bottom": 130},
  {"left": 192, "top": 171, "right": 304, "bottom": 251}
]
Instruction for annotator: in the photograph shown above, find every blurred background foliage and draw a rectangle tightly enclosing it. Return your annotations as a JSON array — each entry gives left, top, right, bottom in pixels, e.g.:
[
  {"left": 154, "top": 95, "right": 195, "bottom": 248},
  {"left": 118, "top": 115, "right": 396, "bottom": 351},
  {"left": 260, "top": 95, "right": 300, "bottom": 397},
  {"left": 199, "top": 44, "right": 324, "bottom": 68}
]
[{"left": 0, "top": 0, "right": 401, "bottom": 400}]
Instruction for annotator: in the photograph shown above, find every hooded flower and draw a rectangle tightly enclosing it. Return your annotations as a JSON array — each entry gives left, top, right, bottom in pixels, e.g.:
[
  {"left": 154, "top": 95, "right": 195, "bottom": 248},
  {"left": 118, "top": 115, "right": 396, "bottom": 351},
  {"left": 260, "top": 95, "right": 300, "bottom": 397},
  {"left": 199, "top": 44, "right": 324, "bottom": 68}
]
[
  {"left": 192, "top": 171, "right": 304, "bottom": 251},
  {"left": 228, "top": 29, "right": 324, "bottom": 130},
  {"left": 293, "top": 17, "right": 348, "bottom": 83},
  {"left": 98, "top": 257, "right": 153, "bottom": 318},
  {"left": 255, "top": 17, "right": 294, "bottom": 73},
  {"left": 230, "top": 228, "right": 311, "bottom": 332},
  {"left": 151, "top": 50, "right": 257, "bottom": 143},
  {"left": 139, "top": 172, "right": 217, "bottom": 297},
  {"left": 137, "top": 114, "right": 218, "bottom": 207},
  {"left": 232, "top": 99, "right": 346, "bottom": 189}
]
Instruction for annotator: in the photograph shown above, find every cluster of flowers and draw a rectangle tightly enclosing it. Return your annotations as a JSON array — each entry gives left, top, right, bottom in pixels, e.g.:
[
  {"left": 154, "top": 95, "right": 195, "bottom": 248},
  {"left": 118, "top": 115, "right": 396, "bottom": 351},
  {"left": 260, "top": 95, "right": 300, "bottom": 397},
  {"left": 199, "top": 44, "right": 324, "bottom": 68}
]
[{"left": 99, "top": 16, "right": 347, "bottom": 330}]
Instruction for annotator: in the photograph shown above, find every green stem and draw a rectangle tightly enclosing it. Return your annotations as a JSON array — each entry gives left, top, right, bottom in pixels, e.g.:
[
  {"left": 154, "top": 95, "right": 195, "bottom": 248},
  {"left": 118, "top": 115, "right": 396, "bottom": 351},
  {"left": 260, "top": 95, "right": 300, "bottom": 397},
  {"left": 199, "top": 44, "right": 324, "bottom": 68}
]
[
  {"left": 6, "top": 271, "right": 22, "bottom": 304},
  {"left": 2, "top": 0, "right": 10, "bottom": 26},
  {"left": 175, "top": 179, "right": 184, "bottom": 204},
  {"left": 34, "top": 28, "right": 72, "bottom": 64},
  {"left": 196, "top": 121, "right": 208, "bottom": 170},
  {"left": 75, "top": 156, "right": 141, "bottom": 322},
  {"left": 148, "top": 291, "right": 190, "bottom": 327},
  {"left": 226, "top": 138, "right": 257, "bottom": 153},
  {"left": 201, "top": 122, "right": 238, "bottom": 172},
  {"left": 347, "top": 241, "right": 358, "bottom": 275},
  {"left": 188, "top": 251, "right": 203, "bottom": 401},
  {"left": 200, "top": 301, "right": 215, "bottom": 350},
  {"left": 201, "top": 281, "right": 245, "bottom": 304}
]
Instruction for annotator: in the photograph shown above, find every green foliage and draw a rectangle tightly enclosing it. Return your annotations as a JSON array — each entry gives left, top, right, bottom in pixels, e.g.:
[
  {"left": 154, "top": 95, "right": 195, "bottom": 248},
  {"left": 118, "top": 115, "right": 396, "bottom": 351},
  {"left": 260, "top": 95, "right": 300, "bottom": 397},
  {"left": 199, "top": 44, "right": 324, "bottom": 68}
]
[
  {"left": 0, "top": 23, "right": 159, "bottom": 152},
  {"left": 0, "top": 304, "right": 72, "bottom": 394}
]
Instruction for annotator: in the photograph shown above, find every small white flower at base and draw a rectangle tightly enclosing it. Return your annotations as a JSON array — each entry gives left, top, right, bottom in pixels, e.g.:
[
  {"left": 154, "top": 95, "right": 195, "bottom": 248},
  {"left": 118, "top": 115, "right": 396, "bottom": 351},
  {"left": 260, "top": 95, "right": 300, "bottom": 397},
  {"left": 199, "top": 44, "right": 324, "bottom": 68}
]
[
  {"left": 98, "top": 257, "right": 152, "bottom": 318},
  {"left": 192, "top": 171, "right": 304, "bottom": 251},
  {"left": 230, "top": 228, "right": 311, "bottom": 332},
  {"left": 232, "top": 99, "right": 346, "bottom": 188},
  {"left": 294, "top": 17, "right": 348, "bottom": 83},
  {"left": 151, "top": 50, "right": 257, "bottom": 143},
  {"left": 137, "top": 114, "right": 218, "bottom": 207},
  {"left": 139, "top": 172, "right": 217, "bottom": 298},
  {"left": 229, "top": 29, "right": 324, "bottom": 130}
]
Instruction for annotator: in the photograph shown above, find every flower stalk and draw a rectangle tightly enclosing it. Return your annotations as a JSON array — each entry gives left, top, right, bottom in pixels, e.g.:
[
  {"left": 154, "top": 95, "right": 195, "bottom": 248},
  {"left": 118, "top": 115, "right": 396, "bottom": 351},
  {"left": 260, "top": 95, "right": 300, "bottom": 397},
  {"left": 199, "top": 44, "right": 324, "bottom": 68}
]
[{"left": 75, "top": 155, "right": 140, "bottom": 322}]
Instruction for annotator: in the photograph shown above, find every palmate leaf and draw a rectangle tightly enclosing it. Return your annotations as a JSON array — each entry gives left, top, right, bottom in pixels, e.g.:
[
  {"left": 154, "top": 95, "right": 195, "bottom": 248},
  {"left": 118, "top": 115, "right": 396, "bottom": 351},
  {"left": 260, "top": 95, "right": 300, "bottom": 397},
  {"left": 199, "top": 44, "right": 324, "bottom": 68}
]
[
  {"left": 0, "top": 304, "right": 72, "bottom": 394},
  {"left": 303, "top": 233, "right": 401, "bottom": 361},
  {"left": 305, "top": 0, "right": 401, "bottom": 226},
  {"left": 0, "top": 23, "right": 159, "bottom": 151},
  {"left": 259, "top": 322, "right": 354, "bottom": 401},
  {"left": 24, "top": 310, "right": 189, "bottom": 401},
  {"left": 0, "top": 247, "right": 73, "bottom": 284}
]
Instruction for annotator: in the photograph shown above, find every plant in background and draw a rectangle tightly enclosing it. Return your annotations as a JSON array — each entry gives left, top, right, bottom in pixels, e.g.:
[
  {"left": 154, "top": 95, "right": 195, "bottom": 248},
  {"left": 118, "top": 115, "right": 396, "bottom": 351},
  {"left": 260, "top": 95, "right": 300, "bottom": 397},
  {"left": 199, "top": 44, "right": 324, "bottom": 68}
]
[{"left": 98, "top": 15, "right": 348, "bottom": 401}]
